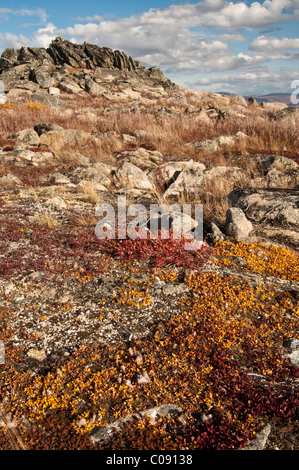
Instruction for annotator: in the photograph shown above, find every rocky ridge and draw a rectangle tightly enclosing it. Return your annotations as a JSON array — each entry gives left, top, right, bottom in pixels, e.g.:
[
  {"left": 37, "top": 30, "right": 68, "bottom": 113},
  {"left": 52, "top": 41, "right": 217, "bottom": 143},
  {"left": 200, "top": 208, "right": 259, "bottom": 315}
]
[{"left": 0, "top": 37, "right": 173, "bottom": 104}]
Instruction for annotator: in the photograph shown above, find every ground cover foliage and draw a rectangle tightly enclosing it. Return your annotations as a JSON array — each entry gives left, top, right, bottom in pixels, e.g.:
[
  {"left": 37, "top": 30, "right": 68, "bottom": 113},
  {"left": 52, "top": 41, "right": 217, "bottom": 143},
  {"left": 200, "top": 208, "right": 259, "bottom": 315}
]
[
  {"left": 0, "top": 215, "right": 298, "bottom": 449},
  {"left": 0, "top": 45, "right": 298, "bottom": 450}
]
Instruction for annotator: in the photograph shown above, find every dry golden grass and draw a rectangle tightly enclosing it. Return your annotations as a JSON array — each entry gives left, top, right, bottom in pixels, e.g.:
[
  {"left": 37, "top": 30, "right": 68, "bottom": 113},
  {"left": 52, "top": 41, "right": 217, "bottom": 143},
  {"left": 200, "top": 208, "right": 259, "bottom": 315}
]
[
  {"left": 71, "top": 212, "right": 99, "bottom": 228},
  {"left": 0, "top": 92, "right": 298, "bottom": 170},
  {"left": 36, "top": 211, "right": 59, "bottom": 229},
  {"left": 79, "top": 181, "right": 102, "bottom": 205}
]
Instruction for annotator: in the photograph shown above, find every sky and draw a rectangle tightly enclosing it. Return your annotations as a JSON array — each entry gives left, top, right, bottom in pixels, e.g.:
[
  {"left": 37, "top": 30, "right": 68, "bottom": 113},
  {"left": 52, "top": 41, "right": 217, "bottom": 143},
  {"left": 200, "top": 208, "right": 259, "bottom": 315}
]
[{"left": 0, "top": 0, "right": 299, "bottom": 95}]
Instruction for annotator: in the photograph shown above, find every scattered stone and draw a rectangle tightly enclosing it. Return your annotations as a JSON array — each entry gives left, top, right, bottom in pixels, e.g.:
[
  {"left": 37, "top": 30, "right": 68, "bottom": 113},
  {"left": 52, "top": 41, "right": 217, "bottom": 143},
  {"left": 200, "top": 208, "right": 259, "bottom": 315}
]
[
  {"left": 8, "top": 128, "right": 40, "bottom": 146},
  {"left": 136, "top": 371, "right": 151, "bottom": 384},
  {"left": 225, "top": 207, "right": 253, "bottom": 241},
  {"left": 228, "top": 188, "right": 299, "bottom": 248},
  {"left": 284, "top": 338, "right": 299, "bottom": 365},
  {"left": 164, "top": 164, "right": 205, "bottom": 198},
  {"left": 162, "top": 282, "right": 189, "bottom": 296},
  {"left": 241, "top": 424, "right": 271, "bottom": 450},
  {"left": 209, "top": 222, "right": 225, "bottom": 244},
  {"left": 27, "top": 348, "right": 47, "bottom": 362},
  {"left": 59, "top": 80, "right": 82, "bottom": 94},
  {"left": 116, "top": 147, "right": 164, "bottom": 171},
  {"left": 90, "top": 404, "right": 183, "bottom": 444},
  {"left": 271, "top": 107, "right": 299, "bottom": 120},
  {"left": 48, "top": 86, "right": 60, "bottom": 96},
  {"left": 247, "top": 96, "right": 258, "bottom": 106},
  {"left": 48, "top": 172, "right": 71, "bottom": 185},
  {"left": 31, "top": 90, "right": 60, "bottom": 107},
  {"left": 0, "top": 174, "right": 22, "bottom": 185},
  {"left": 30, "top": 69, "right": 54, "bottom": 89},
  {"left": 115, "top": 162, "right": 154, "bottom": 191},
  {"left": 44, "top": 196, "right": 67, "bottom": 209},
  {"left": 85, "top": 79, "right": 106, "bottom": 96}
]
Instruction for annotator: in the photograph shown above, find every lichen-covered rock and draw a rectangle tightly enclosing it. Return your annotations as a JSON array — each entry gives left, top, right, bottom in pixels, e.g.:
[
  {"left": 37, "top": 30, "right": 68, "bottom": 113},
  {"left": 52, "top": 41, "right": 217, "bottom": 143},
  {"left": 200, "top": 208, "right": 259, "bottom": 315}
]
[
  {"left": 115, "top": 162, "right": 154, "bottom": 191},
  {"left": 225, "top": 207, "right": 253, "bottom": 241},
  {"left": 228, "top": 188, "right": 299, "bottom": 248}
]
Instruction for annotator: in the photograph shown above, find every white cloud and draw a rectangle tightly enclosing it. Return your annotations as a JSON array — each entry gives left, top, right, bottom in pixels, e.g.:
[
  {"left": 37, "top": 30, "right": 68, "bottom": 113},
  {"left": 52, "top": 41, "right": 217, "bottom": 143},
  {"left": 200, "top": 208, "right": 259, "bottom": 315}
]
[
  {"left": 211, "top": 32, "right": 246, "bottom": 42},
  {"left": 0, "top": 7, "right": 47, "bottom": 23},
  {"left": 15, "top": 8, "right": 48, "bottom": 23},
  {"left": 0, "top": 32, "right": 31, "bottom": 49},
  {"left": 32, "top": 23, "right": 58, "bottom": 48},
  {"left": 48, "top": 0, "right": 299, "bottom": 74},
  {"left": 0, "top": 8, "right": 12, "bottom": 20},
  {"left": 185, "top": 67, "right": 299, "bottom": 95},
  {"left": 0, "top": 1, "right": 298, "bottom": 95},
  {"left": 250, "top": 35, "right": 299, "bottom": 51}
]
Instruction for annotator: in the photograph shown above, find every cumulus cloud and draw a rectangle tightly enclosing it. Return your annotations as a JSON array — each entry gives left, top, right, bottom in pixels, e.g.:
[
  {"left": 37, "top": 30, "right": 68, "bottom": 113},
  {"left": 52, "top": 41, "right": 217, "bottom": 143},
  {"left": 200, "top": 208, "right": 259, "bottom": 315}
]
[
  {"left": 186, "top": 68, "right": 299, "bottom": 94},
  {"left": 32, "top": 23, "right": 58, "bottom": 48},
  {"left": 15, "top": 8, "right": 48, "bottom": 23},
  {"left": 250, "top": 35, "right": 299, "bottom": 51},
  {"left": 0, "top": 32, "right": 31, "bottom": 50},
  {"left": 0, "top": 8, "right": 12, "bottom": 21},
  {"left": 0, "top": 7, "right": 47, "bottom": 23},
  {"left": 48, "top": 0, "right": 299, "bottom": 74},
  {"left": 211, "top": 32, "right": 247, "bottom": 42},
  {"left": 1, "top": 1, "right": 299, "bottom": 94}
]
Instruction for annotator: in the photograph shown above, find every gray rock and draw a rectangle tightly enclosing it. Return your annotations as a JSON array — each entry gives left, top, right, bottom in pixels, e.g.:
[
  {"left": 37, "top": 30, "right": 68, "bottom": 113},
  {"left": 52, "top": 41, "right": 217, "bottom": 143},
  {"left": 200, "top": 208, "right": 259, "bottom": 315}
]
[
  {"left": 284, "top": 338, "right": 299, "bottom": 365},
  {"left": 155, "top": 160, "right": 206, "bottom": 189},
  {"left": 116, "top": 147, "right": 164, "bottom": 171},
  {"left": 59, "top": 80, "right": 82, "bottom": 94},
  {"left": 162, "top": 282, "right": 189, "bottom": 296},
  {"left": 115, "top": 162, "right": 154, "bottom": 191},
  {"left": 34, "top": 122, "right": 64, "bottom": 136},
  {"left": 242, "top": 424, "right": 271, "bottom": 450},
  {"left": 30, "top": 69, "right": 55, "bottom": 89},
  {"left": 164, "top": 165, "right": 205, "bottom": 198},
  {"left": 85, "top": 79, "right": 106, "bottom": 96},
  {"left": 0, "top": 174, "right": 22, "bottom": 185},
  {"left": 11, "top": 149, "right": 37, "bottom": 162},
  {"left": 49, "top": 172, "right": 71, "bottom": 185},
  {"left": 31, "top": 90, "right": 60, "bottom": 107},
  {"left": 8, "top": 128, "right": 40, "bottom": 146},
  {"left": 90, "top": 404, "right": 183, "bottom": 444},
  {"left": 27, "top": 348, "right": 47, "bottom": 362},
  {"left": 228, "top": 188, "right": 299, "bottom": 248},
  {"left": 209, "top": 222, "right": 225, "bottom": 243},
  {"left": 272, "top": 107, "right": 299, "bottom": 120},
  {"left": 48, "top": 86, "right": 60, "bottom": 96},
  {"left": 225, "top": 207, "right": 253, "bottom": 241},
  {"left": 266, "top": 168, "right": 299, "bottom": 188}
]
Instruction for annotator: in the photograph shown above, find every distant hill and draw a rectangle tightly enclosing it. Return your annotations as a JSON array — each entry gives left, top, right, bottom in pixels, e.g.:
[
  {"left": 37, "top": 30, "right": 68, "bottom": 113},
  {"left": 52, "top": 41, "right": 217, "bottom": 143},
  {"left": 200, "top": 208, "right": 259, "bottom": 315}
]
[{"left": 219, "top": 91, "right": 298, "bottom": 107}]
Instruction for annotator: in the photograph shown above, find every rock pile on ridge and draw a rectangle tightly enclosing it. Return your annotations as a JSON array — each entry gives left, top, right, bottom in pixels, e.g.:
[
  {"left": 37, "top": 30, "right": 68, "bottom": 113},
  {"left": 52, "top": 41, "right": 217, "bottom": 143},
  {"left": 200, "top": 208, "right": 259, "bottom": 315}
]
[{"left": 0, "top": 37, "right": 172, "bottom": 99}]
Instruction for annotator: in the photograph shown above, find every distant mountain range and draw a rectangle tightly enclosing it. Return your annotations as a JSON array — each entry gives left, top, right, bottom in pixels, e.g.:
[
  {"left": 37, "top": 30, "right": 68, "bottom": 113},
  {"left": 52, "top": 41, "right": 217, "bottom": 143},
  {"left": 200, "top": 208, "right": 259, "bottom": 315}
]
[{"left": 219, "top": 92, "right": 298, "bottom": 106}]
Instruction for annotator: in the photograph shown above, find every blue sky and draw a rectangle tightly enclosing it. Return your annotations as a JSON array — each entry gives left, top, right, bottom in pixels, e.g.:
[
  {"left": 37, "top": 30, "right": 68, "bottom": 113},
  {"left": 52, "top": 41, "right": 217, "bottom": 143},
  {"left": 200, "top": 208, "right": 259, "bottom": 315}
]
[{"left": 1, "top": 0, "right": 299, "bottom": 95}]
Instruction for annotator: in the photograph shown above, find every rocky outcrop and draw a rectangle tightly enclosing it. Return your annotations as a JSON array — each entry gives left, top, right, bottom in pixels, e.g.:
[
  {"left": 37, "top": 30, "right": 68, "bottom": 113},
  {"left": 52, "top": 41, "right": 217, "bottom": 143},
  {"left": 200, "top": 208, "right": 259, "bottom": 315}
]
[
  {"left": 0, "top": 37, "right": 172, "bottom": 98},
  {"left": 271, "top": 107, "right": 299, "bottom": 120},
  {"left": 228, "top": 188, "right": 299, "bottom": 248}
]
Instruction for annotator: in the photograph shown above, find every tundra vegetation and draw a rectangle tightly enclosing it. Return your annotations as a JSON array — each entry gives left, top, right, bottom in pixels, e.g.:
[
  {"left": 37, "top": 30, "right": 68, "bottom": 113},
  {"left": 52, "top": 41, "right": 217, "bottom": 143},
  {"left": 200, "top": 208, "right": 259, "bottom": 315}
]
[{"left": 0, "top": 38, "right": 298, "bottom": 450}]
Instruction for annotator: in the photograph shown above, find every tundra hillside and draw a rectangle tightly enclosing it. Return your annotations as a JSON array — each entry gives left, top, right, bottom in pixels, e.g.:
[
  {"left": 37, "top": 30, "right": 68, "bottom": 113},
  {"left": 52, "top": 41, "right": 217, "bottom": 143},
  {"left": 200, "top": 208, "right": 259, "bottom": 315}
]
[{"left": 0, "top": 38, "right": 298, "bottom": 450}]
